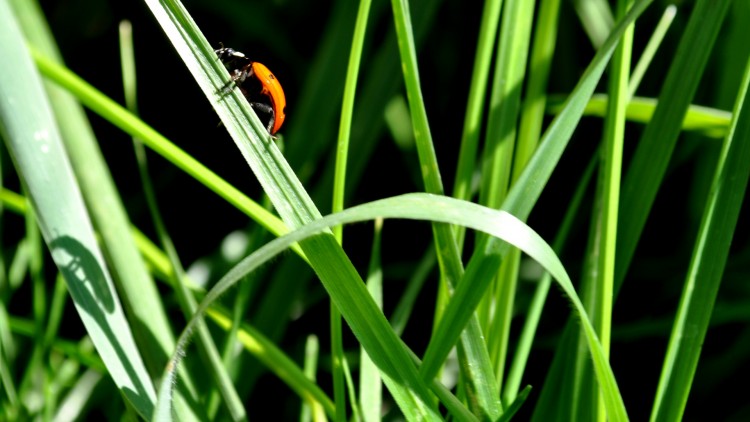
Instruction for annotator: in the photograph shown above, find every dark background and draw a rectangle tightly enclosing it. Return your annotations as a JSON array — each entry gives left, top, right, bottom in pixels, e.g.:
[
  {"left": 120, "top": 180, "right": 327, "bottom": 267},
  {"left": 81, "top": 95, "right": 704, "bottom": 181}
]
[{"left": 6, "top": 0, "right": 748, "bottom": 419}]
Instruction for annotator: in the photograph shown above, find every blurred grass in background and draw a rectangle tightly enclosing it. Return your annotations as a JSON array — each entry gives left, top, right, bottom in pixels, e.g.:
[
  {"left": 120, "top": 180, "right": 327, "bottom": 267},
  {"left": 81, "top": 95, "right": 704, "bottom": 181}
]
[{"left": 1, "top": 0, "right": 749, "bottom": 420}]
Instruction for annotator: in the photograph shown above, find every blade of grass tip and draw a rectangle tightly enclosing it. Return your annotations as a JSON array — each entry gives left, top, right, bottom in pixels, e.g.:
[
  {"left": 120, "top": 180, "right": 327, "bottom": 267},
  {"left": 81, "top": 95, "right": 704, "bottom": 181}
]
[
  {"left": 389, "top": 0, "right": 502, "bottom": 418},
  {"left": 9, "top": 0, "right": 191, "bottom": 395},
  {"left": 0, "top": 1, "right": 156, "bottom": 417},
  {"left": 498, "top": 385, "right": 532, "bottom": 422},
  {"left": 330, "top": 2, "right": 373, "bottom": 415},
  {"left": 342, "top": 355, "right": 361, "bottom": 422},
  {"left": 419, "top": 1, "right": 654, "bottom": 406},
  {"left": 360, "top": 219, "right": 384, "bottom": 422},
  {"left": 118, "top": 21, "right": 245, "bottom": 421},
  {"left": 301, "top": 335, "right": 327, "bottom": 422},
  {"left": 627, "top": 5, "right": 677, "bottom": 99},
  {"left": 54, "top": 369, "right": 104, "bottom": 422},
  {"left": 650, "top": 51, "right": 750, "bottom": 422},
  {"left": 573, "top": 0, "right": 614, "bottom": 49},
  {"left": 143, "top": 1, "right": 440, "bottom": 419}
]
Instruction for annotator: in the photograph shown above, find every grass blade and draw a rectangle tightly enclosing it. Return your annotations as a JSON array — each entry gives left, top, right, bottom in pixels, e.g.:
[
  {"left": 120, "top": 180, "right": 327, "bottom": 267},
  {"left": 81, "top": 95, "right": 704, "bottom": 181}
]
[{"left": 0, "top": 1, "right": 155, "bottom": 417}]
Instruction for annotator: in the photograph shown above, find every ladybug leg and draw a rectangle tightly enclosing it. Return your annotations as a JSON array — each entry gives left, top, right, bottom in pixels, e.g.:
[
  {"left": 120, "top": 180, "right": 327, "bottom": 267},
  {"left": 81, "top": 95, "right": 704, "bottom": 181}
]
[
  {"left": 250, "top": 102, "right": 275, "bottom": 133},
  {"left": 219, "top": 65, "right": 254, "bottom": 95}
]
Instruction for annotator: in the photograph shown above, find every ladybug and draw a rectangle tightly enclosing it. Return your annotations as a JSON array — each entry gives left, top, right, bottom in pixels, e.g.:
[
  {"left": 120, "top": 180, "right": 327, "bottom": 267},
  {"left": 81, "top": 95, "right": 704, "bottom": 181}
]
[{"left": 215, "top": 45, "right": 287, "bottom": 136}]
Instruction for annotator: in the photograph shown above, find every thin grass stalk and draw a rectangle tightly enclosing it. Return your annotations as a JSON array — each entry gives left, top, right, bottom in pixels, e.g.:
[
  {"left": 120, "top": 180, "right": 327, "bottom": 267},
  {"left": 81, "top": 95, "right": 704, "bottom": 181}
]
[
  {"left": 330, "top": 1, "right": 373, "bottom": 417},
  {"left": 118, "top": 21, "right": 245, "bottom": 421},
  {"left": 591, "top": 1, "right": 633, "bottom": 419}
]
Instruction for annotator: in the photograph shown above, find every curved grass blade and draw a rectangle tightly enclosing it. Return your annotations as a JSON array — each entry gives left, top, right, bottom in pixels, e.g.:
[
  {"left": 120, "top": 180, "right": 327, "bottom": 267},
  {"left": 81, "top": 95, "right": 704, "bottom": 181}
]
[{"left": 156, "top": 193, "right": 613, "bottom": 421}]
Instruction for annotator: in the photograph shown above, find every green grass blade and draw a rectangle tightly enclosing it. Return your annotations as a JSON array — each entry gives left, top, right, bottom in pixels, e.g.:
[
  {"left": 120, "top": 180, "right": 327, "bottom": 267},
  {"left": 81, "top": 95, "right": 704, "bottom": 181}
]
[
  {"left": 330, "top": 1, "right": 373, "bottom": 417},
  {"left": 0, "top": 1, "right": 156, "bottom": 417},
  {"left": 650, "top": 51, "right": 750, "bottom": 422},
  {"left": 628, "top": 5, "right": 677, "bottom": 98},
  {"left": 498, "top": 385, "right": 532, "bottom": 422},
  {"left": 573, "top": 0, "right": 614, "bottom": 48},
  {"left": 547, "top": 95, "right": 732, "bottom": 139},
  {"left": 158, "top": 193, "right": 580, "bottom": 420},
  {"left": 477, "top": 0, "right": 536, "bottom": 392},
  {"left": 360, "top": 219, "right": 384, "bottom": 422},
  {"left": 118, "top": 21, "right": 244, "bottom": 421},
  {"left": 514, "top": 0, "right": 562, "bottom": 183},
  {"left": 10, "top": 0, "right": 190, "bottom": 396},
  {"left": 301, "top": 335, "right": 327, "bottom": 422},
  {"left": 452, "top": 0, "right": 503, "bottom": 204},
  {"left": 535, "top": 0, "right": 731, "bottom": 417},
  {"left": 332, "top": 0, "right": 372, "bottom": 234},
  {"left": 586, "top": 0, "right": 634, "bottom": 418},
  {"left": 503, "top": 153, "right": 597, "bottom": 404}
]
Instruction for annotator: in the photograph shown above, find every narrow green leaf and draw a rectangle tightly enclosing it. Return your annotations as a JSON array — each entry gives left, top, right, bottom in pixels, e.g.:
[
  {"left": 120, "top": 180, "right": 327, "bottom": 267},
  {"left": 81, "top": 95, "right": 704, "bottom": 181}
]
[
  {"left": 360, "top": 219, "right": 384, "bottom": 422},
  {"left": 547, "top": 95, "right": 731, "bottom": 138}
]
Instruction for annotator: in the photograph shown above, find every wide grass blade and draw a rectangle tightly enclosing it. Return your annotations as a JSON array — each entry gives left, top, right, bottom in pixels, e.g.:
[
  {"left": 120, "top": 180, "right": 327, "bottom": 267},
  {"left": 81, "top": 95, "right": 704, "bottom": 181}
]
[
  {"left": 9, "top": 2, "right": 193, "bottom": 406},
  {"left": 0, "top": 0, "right": 155, "bottom": 417}
]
